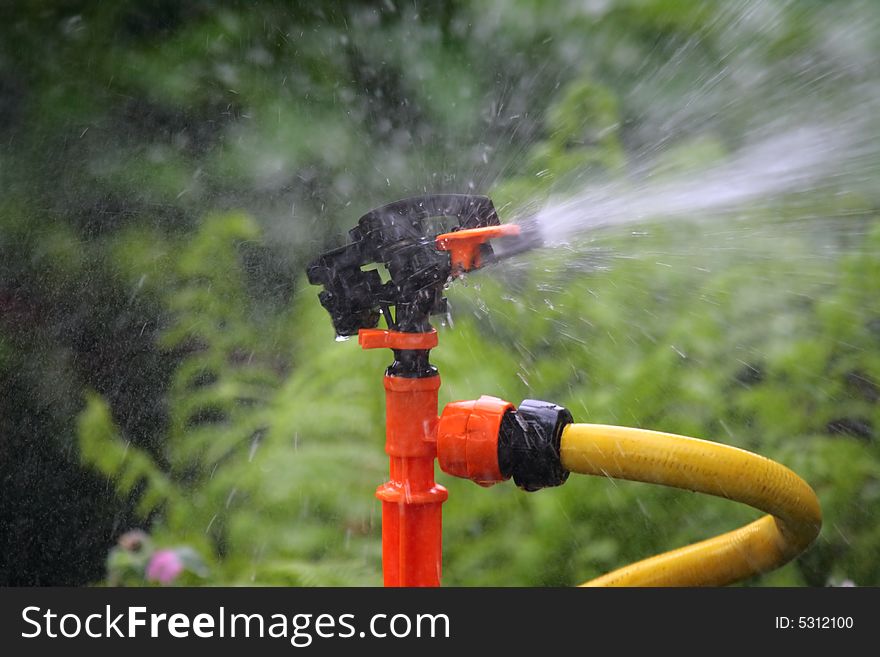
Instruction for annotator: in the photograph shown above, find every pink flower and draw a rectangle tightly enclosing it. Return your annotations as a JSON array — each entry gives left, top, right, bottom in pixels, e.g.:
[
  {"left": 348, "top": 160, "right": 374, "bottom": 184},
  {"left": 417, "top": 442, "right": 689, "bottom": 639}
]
[{"left": 145, "top": 549, "right": 184, "bottom": 585}]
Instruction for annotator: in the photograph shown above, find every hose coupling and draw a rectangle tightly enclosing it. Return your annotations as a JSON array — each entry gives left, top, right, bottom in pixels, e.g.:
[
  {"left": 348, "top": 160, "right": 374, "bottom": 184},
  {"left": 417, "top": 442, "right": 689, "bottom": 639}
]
[
  {"left": 500, "top": 400, "right": 572, "bottom": 491},
  {"left": 437, "top": 397, "right": 572, "bottom": 491}
]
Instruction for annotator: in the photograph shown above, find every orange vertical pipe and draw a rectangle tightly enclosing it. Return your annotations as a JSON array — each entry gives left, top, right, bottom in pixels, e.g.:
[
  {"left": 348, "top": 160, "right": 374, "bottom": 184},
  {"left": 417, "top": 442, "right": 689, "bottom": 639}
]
[{"left": 375, "top": 375, "right": 448, "bottom": 586}]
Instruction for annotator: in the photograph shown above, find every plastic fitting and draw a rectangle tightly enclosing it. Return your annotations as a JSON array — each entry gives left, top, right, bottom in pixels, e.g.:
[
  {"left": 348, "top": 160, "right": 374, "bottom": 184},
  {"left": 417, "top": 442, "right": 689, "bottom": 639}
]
[
  {"left": 437, "top": 397, "right": 573, "bottom": 491},
  {"left": 437, "top": 396, "right": 514, "bottom": 486},
  {"left": 499, "top": 399, "right": 572, "bottom": 491}
]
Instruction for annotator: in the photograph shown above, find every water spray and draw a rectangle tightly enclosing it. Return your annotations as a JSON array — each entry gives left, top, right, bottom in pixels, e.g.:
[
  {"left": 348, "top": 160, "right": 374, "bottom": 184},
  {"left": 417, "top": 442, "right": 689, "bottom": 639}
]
[{"left": 307, "top": 194, "right": 822, "bottom": 587}]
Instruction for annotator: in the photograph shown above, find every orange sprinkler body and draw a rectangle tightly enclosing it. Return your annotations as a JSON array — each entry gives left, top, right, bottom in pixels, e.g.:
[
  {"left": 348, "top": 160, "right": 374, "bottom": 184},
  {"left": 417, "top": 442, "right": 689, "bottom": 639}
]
[
  {"left": 360, "top": 329, "right": 447, "bottom": 587},
  {"left": 307, "top": 195, "right": 534, "bottom": 586}
]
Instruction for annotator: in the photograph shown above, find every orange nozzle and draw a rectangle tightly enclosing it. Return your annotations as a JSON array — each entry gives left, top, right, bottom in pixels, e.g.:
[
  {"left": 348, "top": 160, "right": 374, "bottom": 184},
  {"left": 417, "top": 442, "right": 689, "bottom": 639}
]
[{"left": 435, "top": 224, "right": 521, "bottom": 273}]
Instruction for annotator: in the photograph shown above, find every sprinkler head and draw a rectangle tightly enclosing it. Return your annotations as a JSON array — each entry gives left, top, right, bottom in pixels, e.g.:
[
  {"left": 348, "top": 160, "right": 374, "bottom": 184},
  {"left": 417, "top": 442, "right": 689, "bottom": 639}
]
[{"left": 307, "top": 194, "right": 533, "bottom": 336}]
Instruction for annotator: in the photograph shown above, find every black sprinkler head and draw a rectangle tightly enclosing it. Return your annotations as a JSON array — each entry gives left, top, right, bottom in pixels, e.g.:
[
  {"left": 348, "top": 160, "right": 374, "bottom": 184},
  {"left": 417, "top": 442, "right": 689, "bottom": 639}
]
[{"left": 306, "top": 194, "right": 541, "bottom": 336}]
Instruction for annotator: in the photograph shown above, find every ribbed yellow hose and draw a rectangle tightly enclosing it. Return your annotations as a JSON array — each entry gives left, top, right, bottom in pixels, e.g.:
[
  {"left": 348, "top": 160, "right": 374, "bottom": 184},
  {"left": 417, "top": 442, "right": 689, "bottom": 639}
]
[{"left": 560, "top": 424, "right": 821, "bottom": 587}]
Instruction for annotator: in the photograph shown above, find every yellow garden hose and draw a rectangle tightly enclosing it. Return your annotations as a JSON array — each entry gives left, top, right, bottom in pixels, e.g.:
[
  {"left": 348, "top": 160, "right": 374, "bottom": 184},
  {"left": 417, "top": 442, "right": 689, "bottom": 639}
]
[{"left": 560, "top": 424, "right": 822, "bottom": 587}]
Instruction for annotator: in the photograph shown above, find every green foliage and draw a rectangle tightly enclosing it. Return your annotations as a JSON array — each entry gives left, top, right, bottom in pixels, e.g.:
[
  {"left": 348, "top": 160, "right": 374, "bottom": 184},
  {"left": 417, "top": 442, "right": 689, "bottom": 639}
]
[
  {"left": 78, "top": 392, "right": 175, "bottom": 517},
  {"left": 79, "top": 213, "right": 386, "bottom": 584}
]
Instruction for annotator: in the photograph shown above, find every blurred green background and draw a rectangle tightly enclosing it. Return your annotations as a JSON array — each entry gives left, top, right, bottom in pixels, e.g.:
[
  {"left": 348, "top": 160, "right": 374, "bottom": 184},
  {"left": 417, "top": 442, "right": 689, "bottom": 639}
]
[{"left": 1, "top": 0, "right": 878, "bottom": 586}]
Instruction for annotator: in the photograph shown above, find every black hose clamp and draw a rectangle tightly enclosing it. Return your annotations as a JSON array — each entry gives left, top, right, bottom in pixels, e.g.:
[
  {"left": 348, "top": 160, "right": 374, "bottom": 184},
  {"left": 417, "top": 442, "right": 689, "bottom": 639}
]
[{"left": 498, "top": 399, "right": 572, "bottom": 492}]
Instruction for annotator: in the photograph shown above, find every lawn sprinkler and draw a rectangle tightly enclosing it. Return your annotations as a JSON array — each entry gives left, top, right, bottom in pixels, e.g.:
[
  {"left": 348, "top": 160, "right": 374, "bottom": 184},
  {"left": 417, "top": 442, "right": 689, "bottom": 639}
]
[{"left": 307, "top": 194, "right": 822, "bottom": 587}]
